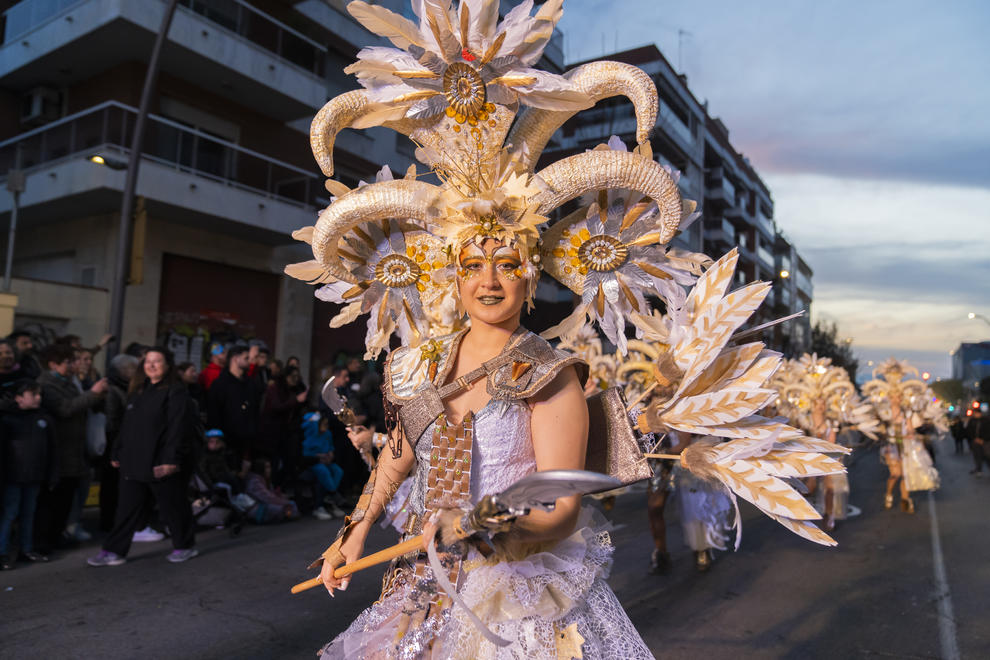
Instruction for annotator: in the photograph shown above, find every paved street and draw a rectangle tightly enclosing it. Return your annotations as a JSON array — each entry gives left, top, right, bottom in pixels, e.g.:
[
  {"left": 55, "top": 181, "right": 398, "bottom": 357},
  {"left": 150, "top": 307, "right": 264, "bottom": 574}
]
[{"left": 2, "top": 441, "right": 987, "bottom": 660}]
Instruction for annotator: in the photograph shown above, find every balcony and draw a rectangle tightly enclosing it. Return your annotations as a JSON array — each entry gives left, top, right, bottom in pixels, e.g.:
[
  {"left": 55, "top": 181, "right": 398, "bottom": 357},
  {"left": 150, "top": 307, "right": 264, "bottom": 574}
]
[
  {"left": 754, "top": 210, "right": 775, "bottom": 239},
  {"left": 795, "top": 269, "right": 813, "bottom": 297},
  {"left": 756, "top": 240, "right": 775, "bottom": 270},
  {"left": 1, "top": 0, "right": 328, "bottom": 119},
  {"left": 704, "top": 217, "right": 736, "bottom": 248},
  {"left": 0, "top": 101, "right": 322, "bottom": 238},
  {"left": 656, "top": 104, "right": 694, "bottom": 150},
  {"left": 705, "top": 167, "right": 736, "bottom": 207}
]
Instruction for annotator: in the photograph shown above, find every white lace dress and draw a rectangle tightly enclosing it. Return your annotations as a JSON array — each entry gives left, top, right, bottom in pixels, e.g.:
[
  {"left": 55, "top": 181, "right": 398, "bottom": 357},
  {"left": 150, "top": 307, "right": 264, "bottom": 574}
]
[{"left": 319, "top": 396, "right": 654, "bottom": 659}]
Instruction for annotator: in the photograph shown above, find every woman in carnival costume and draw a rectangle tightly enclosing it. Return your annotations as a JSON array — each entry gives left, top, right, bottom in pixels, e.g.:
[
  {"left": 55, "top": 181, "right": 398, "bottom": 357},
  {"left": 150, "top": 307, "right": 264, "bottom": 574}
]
[
  {"left": 287, "top": 2, "right": 850, "bottom": 657},
  {"left": 770, "top": 354, "right": 878, "bottom": 530},
  {"left": 862, "top": 359, "right": 939, "bottom": 513}
]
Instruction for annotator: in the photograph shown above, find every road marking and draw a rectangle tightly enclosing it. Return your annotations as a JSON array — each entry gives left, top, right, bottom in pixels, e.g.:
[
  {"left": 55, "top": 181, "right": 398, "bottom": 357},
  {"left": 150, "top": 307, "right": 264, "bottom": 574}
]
[{"left": 927, "top": 490, "right": 960, "bottom": 660}]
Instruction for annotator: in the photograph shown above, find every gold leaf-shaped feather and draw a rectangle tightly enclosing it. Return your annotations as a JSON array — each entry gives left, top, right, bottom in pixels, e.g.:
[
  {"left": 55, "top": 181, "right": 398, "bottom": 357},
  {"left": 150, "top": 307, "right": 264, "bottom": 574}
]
[
  {"left": 660, "top": 388, "right": 778, "bottom": 429},
  {"left": 347, "top": 1, "right": 425, "bottom": 51},
  {"left": 746, "top": 451, "right": 846, "bottom": 479},
  {"left": 680, "top": 342, "right": 764, "bottom": 397},
  {"left": 329, "top": 301, "right": 364, "bottom": 328},
  {"left": 766, "top": 513, "right": 837, "bottom": 547},
  {"left": 284, "top": 260, "right": 334, "bottom": 284},
  {"left": 325, "top": 179, "right": 351, "bottom": 198},
  {"left": 716, "top": 461, "right": 820, "bottom": 520},
  {"left": 291, "top": 226, "right": 315, "bottom": 245}
]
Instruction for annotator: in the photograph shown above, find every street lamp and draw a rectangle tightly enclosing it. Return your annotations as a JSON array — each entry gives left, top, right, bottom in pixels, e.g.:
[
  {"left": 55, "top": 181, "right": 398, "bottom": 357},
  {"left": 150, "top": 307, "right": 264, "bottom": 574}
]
[
  {"left": 779, "top": 269, "right": 790, "bottom": 279},
  {"left": 968, "top": 312, "right": 990, "bottom": 327},
  {"left": 88, "top": 154, "right": 128, "bottom": 170}
]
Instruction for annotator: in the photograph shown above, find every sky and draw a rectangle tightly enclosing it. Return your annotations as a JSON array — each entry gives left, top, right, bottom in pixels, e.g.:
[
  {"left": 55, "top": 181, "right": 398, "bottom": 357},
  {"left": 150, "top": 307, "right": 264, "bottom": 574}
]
[{"left": 558, "top": 0, "right": 990, "bottom": 379}]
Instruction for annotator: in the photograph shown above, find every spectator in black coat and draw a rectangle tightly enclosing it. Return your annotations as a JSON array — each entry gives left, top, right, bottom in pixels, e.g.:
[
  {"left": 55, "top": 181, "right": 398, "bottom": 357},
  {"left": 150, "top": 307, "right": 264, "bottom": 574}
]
[
  {"left": 0, "top": 339, "right": 25, "bottom": 413},
  {"left": 9, "top": 331, "right": 42, "bottom": 381},
  {"left": 99, "top": 354, "right": 139, "bottom": 532},
  {"left": 87, "top": 347, "right": 198, "bottom": 566},
  {"left": 35, "top": 344, "right": 107, "bottom": 552},
  {"left": 257, "top": 366, "right": 308, "bottom": 475},
  {"left": 1, "top": 382, "right": 56, "bottom": 569},
  {"left": 207, "top": 345, "right": 260, "bottom": 464},
  {"left": 966, "top": 409, "right": 990, "bottom": 476}
]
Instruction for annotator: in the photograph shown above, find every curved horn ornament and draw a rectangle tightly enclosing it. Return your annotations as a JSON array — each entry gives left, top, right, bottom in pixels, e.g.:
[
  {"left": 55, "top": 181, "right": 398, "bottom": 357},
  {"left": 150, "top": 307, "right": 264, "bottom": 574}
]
[
  {"left": 310, "top": 90, "right": 433, "bottom": 177},
  {"left": 311, "top": 180, "right": 443, "bottom": 283},
  {"left": 534, "top": 149, "right": 682, "bottom": 243},
  {"left": 508, "top": 61, "right": 659, "bottom": 170}
]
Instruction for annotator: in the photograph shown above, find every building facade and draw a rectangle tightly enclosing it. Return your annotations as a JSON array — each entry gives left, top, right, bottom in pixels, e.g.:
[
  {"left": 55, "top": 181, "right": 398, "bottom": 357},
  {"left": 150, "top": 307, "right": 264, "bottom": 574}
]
[
  {"left": 1, "top": 2, "right": 811, "bottom": 375},
  {"left": 543, "top": 44, "right": 814, "bottom": 354},
  {"left": 0, "top": 0, "right": 420, "bottom": 377},
  {"left": 952, "top": 341, "right": 990, "bottom": 396}
]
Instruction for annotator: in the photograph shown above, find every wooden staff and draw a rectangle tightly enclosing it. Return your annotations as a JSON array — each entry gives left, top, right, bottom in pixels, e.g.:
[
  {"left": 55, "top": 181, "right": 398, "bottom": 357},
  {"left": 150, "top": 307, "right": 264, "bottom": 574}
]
[
  {"left": 643, "top": 453, "right": 681, "bottom": 461},
  {"left": 625, "top": 382, "right": 658, "bottom": 411},
  {"left": 291, "top": 534, "right": 425, "bottom": 594}
]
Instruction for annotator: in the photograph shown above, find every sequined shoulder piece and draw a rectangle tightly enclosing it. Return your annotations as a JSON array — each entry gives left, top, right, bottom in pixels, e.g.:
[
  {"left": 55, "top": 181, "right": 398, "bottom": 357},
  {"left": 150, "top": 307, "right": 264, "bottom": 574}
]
[
  {"left": 384, "top": 331, "right": 464, "bottom": 402},
  {"left": 486, "top": 331, "right": 586, "bottom": 400}
]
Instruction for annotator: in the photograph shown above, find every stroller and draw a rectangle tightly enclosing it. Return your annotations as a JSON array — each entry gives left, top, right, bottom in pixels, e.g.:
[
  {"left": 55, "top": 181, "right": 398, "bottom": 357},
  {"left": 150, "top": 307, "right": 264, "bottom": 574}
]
[{"left": 188, "top": 471, "right": 246, "bottom": 537}]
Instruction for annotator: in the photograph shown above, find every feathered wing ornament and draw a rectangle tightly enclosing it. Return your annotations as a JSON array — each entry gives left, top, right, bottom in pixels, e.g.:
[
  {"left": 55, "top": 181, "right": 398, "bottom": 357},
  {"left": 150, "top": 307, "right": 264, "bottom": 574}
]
[
  {"left": 541, "top": 137, "right": 708, "bottom": 352},
  {"left": 862, "top": 357, "right": 929, "bottom": 426},
  {"left": 771, "top": 353, "right": 880, "bottom": 440},
  {"left": 285, "top": 166, "right": 454, "bottom": 359},
  {"left": 626, "top": 250, "right": 849, "bottom": 546}
]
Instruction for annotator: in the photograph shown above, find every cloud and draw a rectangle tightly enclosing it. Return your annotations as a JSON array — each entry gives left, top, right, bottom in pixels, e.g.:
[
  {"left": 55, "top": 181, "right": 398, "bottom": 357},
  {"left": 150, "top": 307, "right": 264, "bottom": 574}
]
[
  {"left": 556, "top": 1, "right": 990, "bottom": 377},
  {"left": 806, "top": 243, "right": 990, "bottom": 306},
  {"left": 559, "top": 0, "right": 990, "bottom": 187}
]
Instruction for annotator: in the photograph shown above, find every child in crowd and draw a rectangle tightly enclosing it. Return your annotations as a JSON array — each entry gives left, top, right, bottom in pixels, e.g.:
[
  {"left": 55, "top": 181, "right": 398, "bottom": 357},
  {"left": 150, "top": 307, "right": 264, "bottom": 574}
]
[
  {"left": 1, "top": 382, "right": 56, "bottom": 569},
  {"left": 243, "top": 458, "right": 299, "bottom": 523},
  {"left": 301, "top": 412, "right": 346, "bottom": 520},
  {"left": 198, "top": 429, "right": 242, "bottom": 495}
]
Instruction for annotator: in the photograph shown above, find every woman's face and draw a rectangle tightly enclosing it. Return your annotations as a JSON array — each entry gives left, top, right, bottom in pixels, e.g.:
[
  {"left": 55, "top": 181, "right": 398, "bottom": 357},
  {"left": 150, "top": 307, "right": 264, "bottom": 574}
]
[
  {"left": 181, "top": 366, "right": 198, "bottom": 384},
  {"left": 144, "top": 351, "right": 168, "bottom": 383},
  {"left": 286, "top": 371, "right": 300, "bottom": 387},
  {"left": 75, "top": 351, "right": 93, "bottom": 377},
  {"left": 456, "top": 239, "right": 527, "bottom": 327}
]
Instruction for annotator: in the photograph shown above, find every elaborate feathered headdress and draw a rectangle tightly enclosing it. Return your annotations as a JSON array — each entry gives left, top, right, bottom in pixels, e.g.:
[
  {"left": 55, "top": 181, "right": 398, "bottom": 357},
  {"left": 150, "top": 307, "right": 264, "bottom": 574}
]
[
  {"left": 286, "top": 0, "right": 696, "bottom": 356},
  {"left": 771, "top": 353, "right": 879, "bottom": 439},
  {"left": 861, "top": 357, "right": 945, "bottom": 431}
]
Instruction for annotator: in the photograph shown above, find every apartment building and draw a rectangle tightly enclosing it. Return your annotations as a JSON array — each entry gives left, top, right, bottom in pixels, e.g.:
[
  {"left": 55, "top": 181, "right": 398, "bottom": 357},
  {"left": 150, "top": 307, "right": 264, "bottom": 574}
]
[
  {"left": 546, "top": 44, "right": 812, "bottom": 353},
  {"left": 0, "top": 0, "right": 421, "bottom": 375}
]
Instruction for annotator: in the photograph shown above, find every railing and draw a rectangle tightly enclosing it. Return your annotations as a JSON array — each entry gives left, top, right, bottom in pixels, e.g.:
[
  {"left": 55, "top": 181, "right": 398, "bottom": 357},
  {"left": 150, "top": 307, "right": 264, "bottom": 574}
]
[
  {"left": 2, "top": 0, "right": 328, "bottom": 78},
  {"left": 755, "top": 210, "right": 775, "bottom": 237},
  {"left": 3, "top": 0, "right": 85, "bottom": 43},
  {"left": 706, "top": 167, "right": 736, "bottom": 204},
  {"left": 177, "top": 0, "right": 327, "bottom": 77},
  {"left": 756, "top": 241, "right": 774, "bottom": 269},
  {"left": 0, "top": 101, "right": 322, "bottom": 209},
  {"left": 795, "top": 269, "right": 813, "bottom": 296},
  {"left": 658, "top": 103, "right": 694, "bottom": 146}
]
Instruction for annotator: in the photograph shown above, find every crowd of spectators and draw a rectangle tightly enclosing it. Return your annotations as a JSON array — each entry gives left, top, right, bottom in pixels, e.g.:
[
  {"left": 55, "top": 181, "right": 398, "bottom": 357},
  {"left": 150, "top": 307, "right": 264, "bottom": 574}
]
[{"left": 0, "top": 330, "right": 382, "bottom": 571}]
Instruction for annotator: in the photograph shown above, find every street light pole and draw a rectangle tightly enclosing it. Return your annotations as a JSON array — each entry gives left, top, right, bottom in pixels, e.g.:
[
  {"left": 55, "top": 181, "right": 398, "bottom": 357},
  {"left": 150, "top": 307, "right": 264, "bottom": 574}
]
[
  {"left": 106, "top": 0, "right": 178, "bottom": 367},
  {"left": 968, "top": 312, "right": 990, "bottom": 328},
  {"left": 3, "top": 143, "right": 24, "bottom": 291}
]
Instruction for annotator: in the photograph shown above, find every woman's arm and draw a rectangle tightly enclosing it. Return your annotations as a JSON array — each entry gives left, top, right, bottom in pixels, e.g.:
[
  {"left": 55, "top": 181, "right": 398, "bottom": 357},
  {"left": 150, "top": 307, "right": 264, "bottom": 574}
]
[
  {"left": 505, "top": 365, "right": 589, "bottom": 544},
  {"left": 319, "top": 425, "right": 416, "bottom": 593}
]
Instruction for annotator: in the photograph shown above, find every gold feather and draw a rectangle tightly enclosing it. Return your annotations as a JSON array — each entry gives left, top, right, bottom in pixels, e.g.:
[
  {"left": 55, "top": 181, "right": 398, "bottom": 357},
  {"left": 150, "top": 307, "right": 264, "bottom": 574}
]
[
  {"left": 325, "top": 179, "right": 351, "bottom": 197},
  {"left": 329, "top": 301, "right": 364, "bottom": 328},
  {"left": 346, "top": 1, "right": 424, "bottom": 51},
  {"left": 480, "top": 30, "right": 506, "bottom": 66},
  {"left": 292, "top": 226, "right": 315, "bottom": 245},
  {"left": 634, "top": 261, "right": 673, "bottom": 280},
  {"left": 489, "top": 75, "right": 538, "bottom": 88},
  {"left": 766, "top": 513, "right": 837, "bottom": 546},
  {"left": 284, "top": 260, "right": 333, "bottom": 284},
  {"left": 459, "top": 2, "right": 470, "bottom": 50}
]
